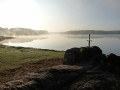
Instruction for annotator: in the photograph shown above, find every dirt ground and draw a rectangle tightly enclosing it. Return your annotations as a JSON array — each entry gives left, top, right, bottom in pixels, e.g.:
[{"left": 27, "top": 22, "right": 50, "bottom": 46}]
[{"left": 0, "top": 58, "right": 63, "bottom": 85}]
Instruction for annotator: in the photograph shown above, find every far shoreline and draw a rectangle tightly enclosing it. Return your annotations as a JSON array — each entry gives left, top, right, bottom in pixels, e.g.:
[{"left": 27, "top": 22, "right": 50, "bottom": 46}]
[{"left": 0, "top": 36, "right": 14, "bottom": 41}]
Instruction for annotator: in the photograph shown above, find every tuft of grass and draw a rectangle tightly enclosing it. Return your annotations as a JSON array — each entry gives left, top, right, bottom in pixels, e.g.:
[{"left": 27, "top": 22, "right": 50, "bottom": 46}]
[{"left": 0, "top": 46, "right": 65, "bottom": 71}]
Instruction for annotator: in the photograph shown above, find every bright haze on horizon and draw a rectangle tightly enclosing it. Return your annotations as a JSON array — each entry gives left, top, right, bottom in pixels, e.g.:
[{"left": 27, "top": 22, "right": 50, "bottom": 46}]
[{"left": 0, "top": 0, "right": 120, "bottom": 32}]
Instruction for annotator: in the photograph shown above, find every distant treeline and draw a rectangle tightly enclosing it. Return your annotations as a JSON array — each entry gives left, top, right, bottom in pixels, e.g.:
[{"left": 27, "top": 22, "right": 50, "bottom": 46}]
[
  {"left": 63, "top": 30, "right": 120, "bottom": 34},
  {"left": 0, "top": 27, "right": 48, "bottom": 36}
]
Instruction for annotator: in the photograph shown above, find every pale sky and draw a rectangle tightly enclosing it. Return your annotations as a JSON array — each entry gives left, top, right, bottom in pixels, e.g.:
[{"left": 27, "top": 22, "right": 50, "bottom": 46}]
[{"left": 0, "top": 0, "right": 120, "bottom": 32}]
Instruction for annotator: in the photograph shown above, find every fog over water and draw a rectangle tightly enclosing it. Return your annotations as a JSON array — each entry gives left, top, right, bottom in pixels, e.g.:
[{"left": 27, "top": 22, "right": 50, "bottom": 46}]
[{"left": 1, "top": 34, "right": 120, "bottom": 55}]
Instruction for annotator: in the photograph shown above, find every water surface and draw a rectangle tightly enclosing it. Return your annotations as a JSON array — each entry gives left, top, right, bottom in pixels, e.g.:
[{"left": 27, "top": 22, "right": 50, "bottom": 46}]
[{"left": 1, "top": 34, "right": 120, "bottom": 55}]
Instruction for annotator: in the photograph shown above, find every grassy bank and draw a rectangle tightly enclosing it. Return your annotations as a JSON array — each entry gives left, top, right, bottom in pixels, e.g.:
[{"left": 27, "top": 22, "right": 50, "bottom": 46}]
[{"left": 0, "top": 45, "right": 64, "bottom": 71}]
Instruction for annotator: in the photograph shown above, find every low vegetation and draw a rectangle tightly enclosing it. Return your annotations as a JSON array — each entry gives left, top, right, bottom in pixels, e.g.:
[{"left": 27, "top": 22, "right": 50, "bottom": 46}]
[
  {"left": 0, "top": 36, "right": 13, "bottom": 41},
  {"left": 0, "top": 45, "right": 64, "bottom": 71}
]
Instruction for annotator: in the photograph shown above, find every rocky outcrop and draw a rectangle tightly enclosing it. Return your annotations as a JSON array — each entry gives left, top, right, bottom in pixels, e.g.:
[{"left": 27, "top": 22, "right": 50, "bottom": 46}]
[
  {"left": 1, "top": 64, "right": 119, "bottom": 90},
  {"left": 63, "top": 46, "right": 102, "bottom": 65},
  {"left": 64, "top": 48, "right": 80, "bottom": 65},
  {"left": 105, "top": 53, "right": 120, "bottom": 74},
  {"left": 70, "top": 70, "right": 120, "bottom": 90},
  {"left": 1, "top": 46, "right": 120, "bottom": 90},
  {"left": 1, "top": 58, "right": 120, "bottom": 90},
  {"left": 0, "top": 65, "right": 86, "bottom": 90},
  {"left": 64, "top": 46, "right": 120, "bottom": 74}
]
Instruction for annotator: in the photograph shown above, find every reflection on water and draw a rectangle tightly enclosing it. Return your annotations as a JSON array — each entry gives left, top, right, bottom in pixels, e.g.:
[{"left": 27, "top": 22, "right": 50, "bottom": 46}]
[
  {"left": 1, "top": 34, "right": 120, "bottom": 55},
  {"left": 0, "top": 35, "right": 48, "bottom": 43},
  {"left": 66, "top": 34, "right": 120, "bottom": 39},
  {"left": 66, "top": 35, "right": 104, "bottom": 39}
]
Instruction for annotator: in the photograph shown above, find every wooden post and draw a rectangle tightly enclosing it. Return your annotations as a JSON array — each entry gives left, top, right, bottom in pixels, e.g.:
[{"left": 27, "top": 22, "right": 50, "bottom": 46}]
[
  {"left": 87, "top": 34, "right": 92, "bottom": 47},
  {"left": 89, "top": 34, "right": 90, "bottom": 47}
]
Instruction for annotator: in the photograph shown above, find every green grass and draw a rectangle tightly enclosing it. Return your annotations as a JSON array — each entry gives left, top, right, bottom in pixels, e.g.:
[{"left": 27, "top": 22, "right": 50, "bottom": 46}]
[{"left": 0, "top": 46, "right": 65, "bottom": 71}]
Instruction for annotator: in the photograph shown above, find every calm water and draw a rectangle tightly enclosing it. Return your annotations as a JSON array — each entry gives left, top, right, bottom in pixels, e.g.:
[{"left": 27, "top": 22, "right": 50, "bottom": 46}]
[{"left": 1, "top": 34, "right": 120, "bottom": 55}]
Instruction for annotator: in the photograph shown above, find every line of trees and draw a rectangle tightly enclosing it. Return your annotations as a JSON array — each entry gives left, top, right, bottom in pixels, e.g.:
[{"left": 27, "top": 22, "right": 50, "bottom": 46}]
[
  {"left": 64, "top": 30, "right": 120, "bottom": 34},
  {"left": 0, "top": 27, "right": 48, "bottom": 36}
]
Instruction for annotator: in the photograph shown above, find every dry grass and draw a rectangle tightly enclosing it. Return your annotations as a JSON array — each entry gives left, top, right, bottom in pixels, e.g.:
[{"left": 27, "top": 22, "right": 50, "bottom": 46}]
[
  {"left": 0, "top": 58, "right": 63, "bottom": 84},
  {"left": 0, "top": 45, "right": 64, "bottom": 84}
]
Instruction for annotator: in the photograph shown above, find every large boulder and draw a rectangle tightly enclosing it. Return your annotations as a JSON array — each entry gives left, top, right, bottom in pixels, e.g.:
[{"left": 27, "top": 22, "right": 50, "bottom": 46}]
[
  {"left": 63, "top": 46, "right": 102, "bottom": 65},
  {"left": 79, "top": 46, "right": 102, "bottom": 61},
  {"left": 64, "top": 48, "right": 80, "bottom": 65}
]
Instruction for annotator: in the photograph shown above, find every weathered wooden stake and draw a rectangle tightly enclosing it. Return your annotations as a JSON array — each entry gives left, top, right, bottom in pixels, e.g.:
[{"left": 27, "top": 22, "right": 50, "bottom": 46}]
[{"left": 87, "top": 34, "right": 92, "bottom": 47}]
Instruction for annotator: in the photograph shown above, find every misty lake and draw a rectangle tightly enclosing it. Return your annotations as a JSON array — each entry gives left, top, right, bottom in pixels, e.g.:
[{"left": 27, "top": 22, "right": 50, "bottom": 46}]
[{"left": 1, "top": 34, "right": 120, "bottom": 55}]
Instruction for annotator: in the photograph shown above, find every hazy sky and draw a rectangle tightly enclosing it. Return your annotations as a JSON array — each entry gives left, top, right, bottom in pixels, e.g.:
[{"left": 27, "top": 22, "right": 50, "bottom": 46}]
[{"left": 0, "top": 0, "right": 120, "bottom": 32}]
